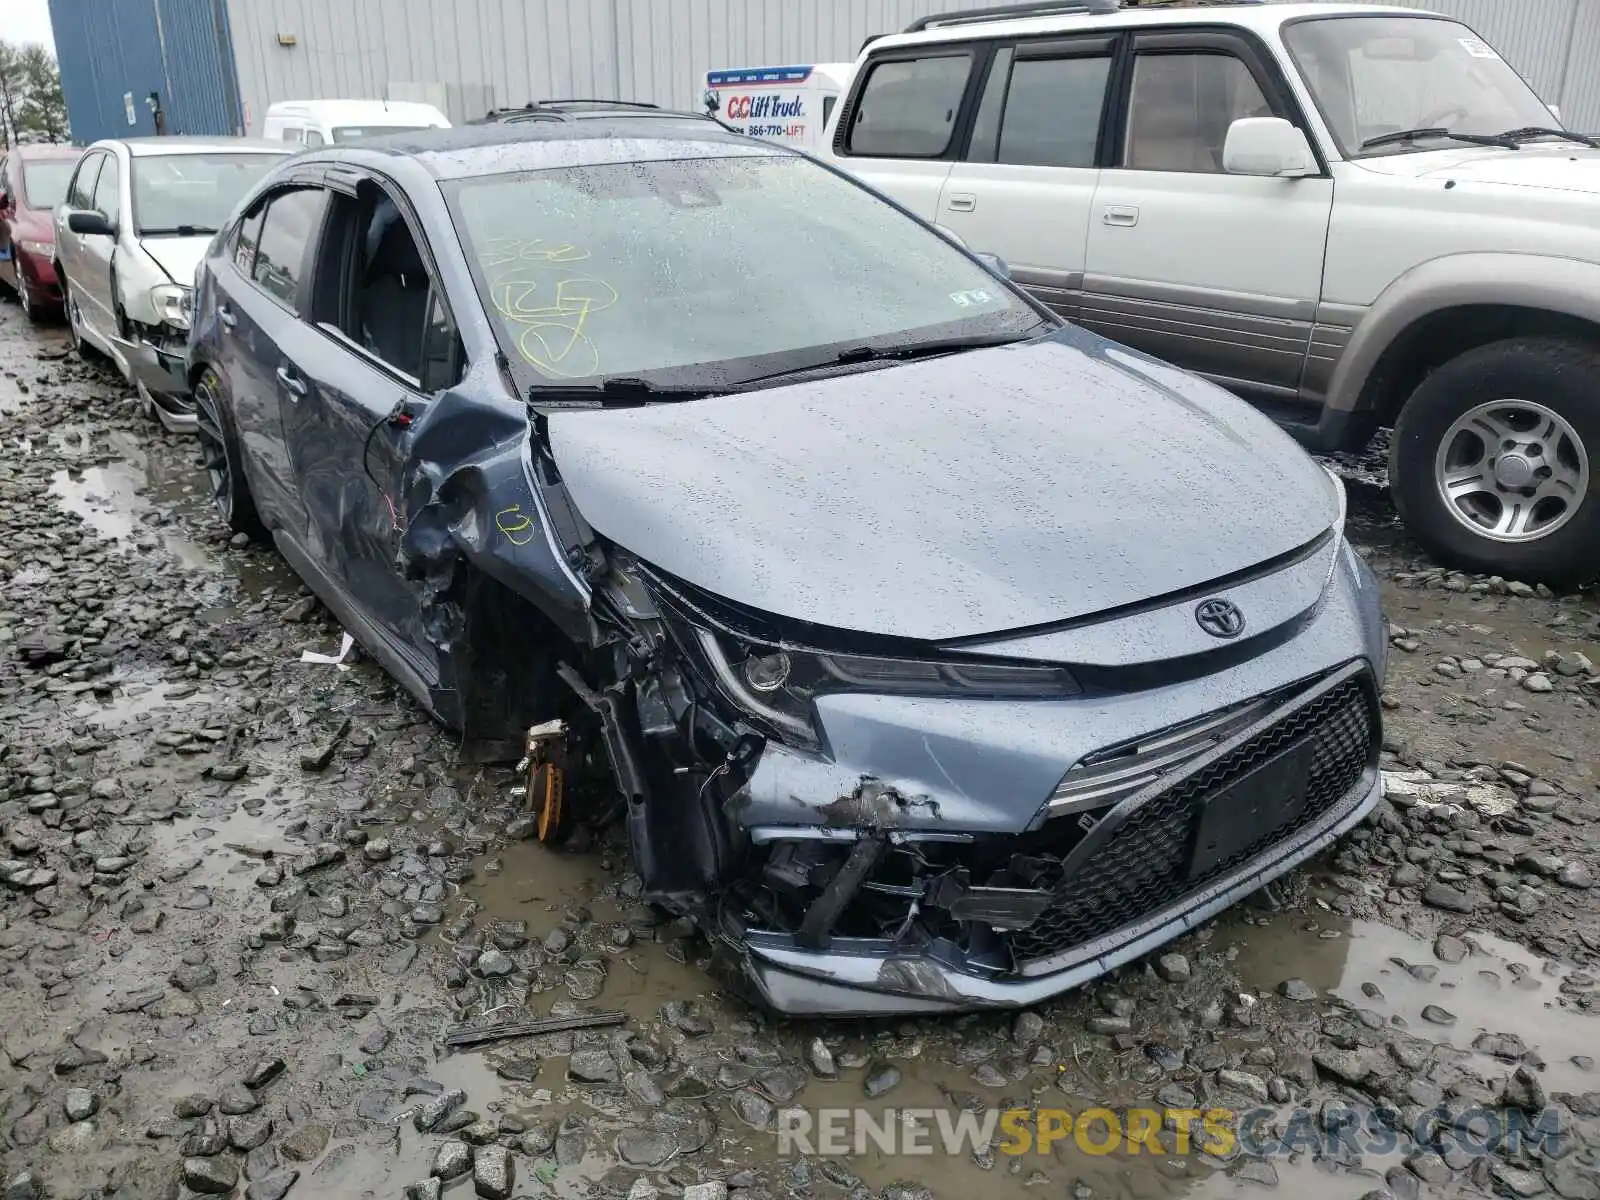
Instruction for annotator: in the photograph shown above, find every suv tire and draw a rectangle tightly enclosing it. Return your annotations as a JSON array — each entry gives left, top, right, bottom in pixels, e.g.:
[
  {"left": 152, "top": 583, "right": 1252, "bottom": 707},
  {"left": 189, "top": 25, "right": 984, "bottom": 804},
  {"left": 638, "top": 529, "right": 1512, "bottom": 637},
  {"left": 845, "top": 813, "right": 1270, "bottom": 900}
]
[{"left": 1391, "top": 337, "right": 1600, "bottom": 588}]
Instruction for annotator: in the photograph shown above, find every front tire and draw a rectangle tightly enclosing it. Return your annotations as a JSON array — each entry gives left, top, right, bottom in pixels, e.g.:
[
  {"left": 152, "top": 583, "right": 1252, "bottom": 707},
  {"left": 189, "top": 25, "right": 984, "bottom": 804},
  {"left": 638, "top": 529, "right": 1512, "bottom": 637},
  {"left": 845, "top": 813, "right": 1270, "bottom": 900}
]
[
  {"left": 193, "top": 365, "right": 265, "bottom": 539},
  {"left": 61, "top": 273, "right": 106, "bottom": 362},
  {"left": 1391, "top": 337, "right": 1600, "bottom": 587}
]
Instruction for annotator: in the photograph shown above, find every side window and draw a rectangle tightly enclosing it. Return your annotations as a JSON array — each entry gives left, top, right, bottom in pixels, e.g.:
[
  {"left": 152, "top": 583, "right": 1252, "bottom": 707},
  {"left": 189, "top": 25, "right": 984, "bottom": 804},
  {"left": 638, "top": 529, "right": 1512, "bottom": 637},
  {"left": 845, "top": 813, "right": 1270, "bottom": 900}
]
[
  {"left": 419, "top": 290, "right": 462, "bottom": 393},
  {"left": 844, "top": 53, "right": 973, "bottom": 158},
  {"left": 1124, "top": 52, "right": 1273, "bottom": 173},
  {"left": 304, "top": 129, "right": 326, "bottom": 149},
  {"left": 69, "top": 154, "right": 104, "bottom": 210},
  {"left": 91, "top": 157, "right": 121, "bottom": 220},
  {"left": 969, "top": 46, "right": 1112, "bottom": 167},
  {"left": 230, "top": 199, "right": 267, "bottom": 275},
  {"left": 252, "top": 188, "right": 328, "bottom": 308}
]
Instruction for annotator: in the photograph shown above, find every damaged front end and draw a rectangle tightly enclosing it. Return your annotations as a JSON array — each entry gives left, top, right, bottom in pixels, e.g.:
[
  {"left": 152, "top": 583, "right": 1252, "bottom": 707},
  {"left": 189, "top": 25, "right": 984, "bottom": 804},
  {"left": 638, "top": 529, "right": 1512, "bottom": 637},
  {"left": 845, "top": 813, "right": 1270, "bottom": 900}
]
[
  {"left": 124, "top": 286, "right": 197, "bottom": 432},
  {"left": 533, "top": 547, "right": 1384, "bottom": 1017}
]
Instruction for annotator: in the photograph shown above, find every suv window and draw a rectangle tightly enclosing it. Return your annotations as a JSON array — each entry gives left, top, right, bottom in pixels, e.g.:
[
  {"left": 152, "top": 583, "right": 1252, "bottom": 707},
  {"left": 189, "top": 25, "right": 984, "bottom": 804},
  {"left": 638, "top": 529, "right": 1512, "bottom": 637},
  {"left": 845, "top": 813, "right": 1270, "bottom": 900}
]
[
  {"left": 312, "top": 190, "right": 463, "bottom": 389},
  {"left": 845, "top": 53, "right": 973, "bottom": 158},
  {"left": 252, "top": 188, "right": 327, "bottom": 308},
  {"left": 1124, "top": 53, "right": 1272, "bottom": 173},
  {"left": 91, "top": 156, "right": 121, "bottom": 220},
  {"left": 69, "top": 153, "right": 104, "bottom": 210},
  {"left": 304, "top": 129, "right": 326, "bottom": 148},
  {"left": 970, "top": 47, "right": 1112, "bottom": 167}
]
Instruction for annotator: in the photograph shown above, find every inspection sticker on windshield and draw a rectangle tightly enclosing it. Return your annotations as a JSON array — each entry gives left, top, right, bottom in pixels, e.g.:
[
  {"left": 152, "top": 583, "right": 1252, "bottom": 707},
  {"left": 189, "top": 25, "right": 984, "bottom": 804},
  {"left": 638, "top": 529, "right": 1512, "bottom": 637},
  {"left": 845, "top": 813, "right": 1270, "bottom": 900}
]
[
  {"left": 950, "top": 289, "right": 995, "bottom": 307},
  {"left": 1458, "top": 36, "right": 1500, "bottom": 59}
]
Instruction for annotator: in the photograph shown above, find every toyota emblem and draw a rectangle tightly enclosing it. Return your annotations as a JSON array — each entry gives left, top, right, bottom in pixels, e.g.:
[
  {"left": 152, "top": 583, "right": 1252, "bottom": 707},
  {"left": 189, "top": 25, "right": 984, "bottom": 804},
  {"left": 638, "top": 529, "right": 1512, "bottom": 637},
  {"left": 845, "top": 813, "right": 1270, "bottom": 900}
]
[{"left": 1196, "top": 598, "right": 1246, "bottom": 639}]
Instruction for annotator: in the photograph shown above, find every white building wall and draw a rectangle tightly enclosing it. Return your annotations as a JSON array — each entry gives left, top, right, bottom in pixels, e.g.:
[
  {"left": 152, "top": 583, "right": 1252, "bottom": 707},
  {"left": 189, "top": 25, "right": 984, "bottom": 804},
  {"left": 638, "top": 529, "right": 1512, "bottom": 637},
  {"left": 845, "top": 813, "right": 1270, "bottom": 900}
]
[{"left": 222, "top": 0, "right": 997, "bottom": 131}]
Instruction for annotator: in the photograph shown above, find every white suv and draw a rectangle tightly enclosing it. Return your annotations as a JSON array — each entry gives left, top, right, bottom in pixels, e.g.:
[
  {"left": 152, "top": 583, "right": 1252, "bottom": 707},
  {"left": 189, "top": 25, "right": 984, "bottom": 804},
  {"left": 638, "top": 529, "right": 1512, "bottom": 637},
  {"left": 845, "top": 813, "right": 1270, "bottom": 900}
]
[{"left": 821, "top": 0, "right": 1600, "bottom": 586}]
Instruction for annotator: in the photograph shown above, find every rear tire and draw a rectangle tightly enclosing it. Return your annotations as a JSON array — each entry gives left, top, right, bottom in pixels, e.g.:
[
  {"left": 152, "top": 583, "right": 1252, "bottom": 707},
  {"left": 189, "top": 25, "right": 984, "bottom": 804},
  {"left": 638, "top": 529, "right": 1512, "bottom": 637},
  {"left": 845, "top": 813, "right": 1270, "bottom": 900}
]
[
  {"left": 1390, "top": 337, "right": 1600, "bottom": 588},
  {"left": 193, "top": 365, "right": 265, "bottom": 539}
]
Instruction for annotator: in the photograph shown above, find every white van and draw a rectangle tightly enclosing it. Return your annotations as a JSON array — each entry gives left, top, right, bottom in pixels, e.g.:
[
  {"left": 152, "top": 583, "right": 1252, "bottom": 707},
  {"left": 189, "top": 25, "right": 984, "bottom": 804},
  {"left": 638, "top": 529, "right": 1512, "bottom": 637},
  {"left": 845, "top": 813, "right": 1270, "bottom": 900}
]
[
  {"left": 702, "top": 63, "right": 854, "bottom": 154},
  {"left": 260, "top": 99, "right": 450, "bottom": 148}
]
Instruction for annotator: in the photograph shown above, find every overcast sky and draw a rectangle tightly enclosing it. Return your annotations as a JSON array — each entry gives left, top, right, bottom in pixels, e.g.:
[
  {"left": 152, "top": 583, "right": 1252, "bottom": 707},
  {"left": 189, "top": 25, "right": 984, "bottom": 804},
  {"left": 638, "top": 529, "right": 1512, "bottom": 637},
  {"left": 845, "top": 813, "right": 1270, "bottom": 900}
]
[{"left": 8, "top": 0, "right": 58, "bottom": 53}]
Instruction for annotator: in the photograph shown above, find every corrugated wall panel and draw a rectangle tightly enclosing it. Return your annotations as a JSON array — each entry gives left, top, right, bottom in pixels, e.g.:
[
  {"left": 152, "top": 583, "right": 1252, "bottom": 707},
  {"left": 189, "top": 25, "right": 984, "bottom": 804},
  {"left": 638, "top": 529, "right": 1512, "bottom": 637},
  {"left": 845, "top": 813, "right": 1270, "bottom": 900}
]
[
  {"left": 49, "top": 0, "right": 240, "bottom": 144},
  {"left": 1558, "top": 0, "right": 1600, "bottom": 132},
  {"left": 224, "top": 0, "right": 621, "bottom": 130}
]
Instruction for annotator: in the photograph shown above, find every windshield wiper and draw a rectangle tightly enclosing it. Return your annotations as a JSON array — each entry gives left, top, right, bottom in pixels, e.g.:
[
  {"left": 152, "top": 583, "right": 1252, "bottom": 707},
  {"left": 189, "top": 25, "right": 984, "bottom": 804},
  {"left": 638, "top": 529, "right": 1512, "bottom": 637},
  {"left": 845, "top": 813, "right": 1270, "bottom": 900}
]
[
  {"left": 526, "top": 376, "right": 724, "bottom": 408},
  {"left": 1360, "top": 127, "right": 1518, "bottom": 151},
  {"left": 1494, "top": 126, "right": 1600, "bottom": 148},
  {"left": 730, "top": 331, "right": 1039, "bottom": 391},
  {"left": 139, "top": 224, "right": 219, "bottom": 237}
]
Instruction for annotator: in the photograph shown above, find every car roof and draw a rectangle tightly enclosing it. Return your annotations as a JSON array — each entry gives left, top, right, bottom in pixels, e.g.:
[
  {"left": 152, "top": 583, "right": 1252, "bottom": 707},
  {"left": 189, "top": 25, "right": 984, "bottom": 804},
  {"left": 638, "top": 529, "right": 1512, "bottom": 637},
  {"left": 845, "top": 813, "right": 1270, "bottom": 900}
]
[
  {"left": 867, "top": 1, "right": 1438, "bottom": 52},
  {"left": 90, "top": 136, "right": 293, "bottom": 157},
  {"left": 329, "top": 118, "right": 779, "bottom": 180}
]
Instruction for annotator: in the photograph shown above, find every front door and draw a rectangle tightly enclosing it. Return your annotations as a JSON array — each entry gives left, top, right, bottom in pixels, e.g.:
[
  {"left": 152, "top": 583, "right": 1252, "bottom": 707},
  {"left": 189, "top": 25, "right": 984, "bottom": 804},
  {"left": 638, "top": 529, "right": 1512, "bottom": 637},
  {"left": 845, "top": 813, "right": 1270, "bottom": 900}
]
[
  {"left": 213, "top": 184, "right": 329, "bottom": 535},
  {"left": 1080, "top": 32, "right": 1334, "bottom": 411},
  {"left": 934, "top": 36, "right": 1115, "bottom": 318},
  {"left": 284, "top": 181, "right": 464, "bottom": 664},
  {"left": 55, "top": 151, "right": 106, "bottom": 328}
]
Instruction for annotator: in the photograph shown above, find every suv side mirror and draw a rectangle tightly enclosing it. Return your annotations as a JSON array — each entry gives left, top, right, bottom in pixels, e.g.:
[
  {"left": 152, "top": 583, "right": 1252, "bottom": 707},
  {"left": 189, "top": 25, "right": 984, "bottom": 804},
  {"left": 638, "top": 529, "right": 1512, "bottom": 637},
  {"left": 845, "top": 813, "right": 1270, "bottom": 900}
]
[
  {"left": 68, "top": 209, "right": 117, "bottom": 237},
  {"left": 1223, "top": 117, "right": 1316, "bottom": 178}
]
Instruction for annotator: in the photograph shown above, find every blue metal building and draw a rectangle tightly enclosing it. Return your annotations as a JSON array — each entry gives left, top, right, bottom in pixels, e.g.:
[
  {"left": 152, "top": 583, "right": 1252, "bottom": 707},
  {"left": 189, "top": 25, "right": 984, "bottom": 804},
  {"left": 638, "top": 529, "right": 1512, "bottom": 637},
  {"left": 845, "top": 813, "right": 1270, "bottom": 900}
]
[{"left": 49, "top": 0, "right": 245, "bottom": 144}]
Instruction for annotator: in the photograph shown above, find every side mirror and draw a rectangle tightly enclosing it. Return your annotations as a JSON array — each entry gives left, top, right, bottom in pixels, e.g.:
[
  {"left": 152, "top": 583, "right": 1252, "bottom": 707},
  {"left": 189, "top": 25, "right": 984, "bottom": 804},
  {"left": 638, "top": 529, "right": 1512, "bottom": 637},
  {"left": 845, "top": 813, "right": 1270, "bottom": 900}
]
[
  {"left": 0, "top": 190, "right": 10, "bottom": 211},
  {"left": 68, "top": 209, "right": 117, "bottom": 237},
  {"left": 703, "top": 88, "right": 720, "bottom": 114},
  {"left": 974, "top": 251, "right": 1011, "bottom": 280},
  {"left": 1223, "top": 117, "right": 1316, "bottom": 178}
]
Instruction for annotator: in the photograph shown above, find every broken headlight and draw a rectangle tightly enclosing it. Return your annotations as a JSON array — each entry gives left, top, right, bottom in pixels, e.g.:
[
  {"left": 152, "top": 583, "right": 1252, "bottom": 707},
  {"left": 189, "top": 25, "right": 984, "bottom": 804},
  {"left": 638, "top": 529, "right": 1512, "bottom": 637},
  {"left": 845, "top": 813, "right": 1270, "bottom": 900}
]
[
  {"left": 149, "top": 283, "right": 193, "bottom": 332},
  {"left": 692, "top": 627, "right": 1078, "bottom": 750}
]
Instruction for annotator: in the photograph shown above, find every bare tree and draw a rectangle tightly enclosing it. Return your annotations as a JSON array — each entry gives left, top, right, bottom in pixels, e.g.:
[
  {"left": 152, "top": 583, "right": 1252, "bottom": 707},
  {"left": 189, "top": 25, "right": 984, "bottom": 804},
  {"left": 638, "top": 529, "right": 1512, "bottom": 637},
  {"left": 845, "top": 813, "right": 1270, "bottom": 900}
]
[{"left": 0, "top": 41, "right": 21, "bottom": 148}]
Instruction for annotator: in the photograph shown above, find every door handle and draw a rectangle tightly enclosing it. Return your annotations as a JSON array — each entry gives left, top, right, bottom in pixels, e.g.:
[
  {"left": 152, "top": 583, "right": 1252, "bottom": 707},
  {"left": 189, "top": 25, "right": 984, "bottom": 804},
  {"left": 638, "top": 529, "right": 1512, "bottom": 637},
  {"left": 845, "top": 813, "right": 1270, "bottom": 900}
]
[
  {"left": 1103, "top": 205, "right": 1140, "bottom": 227},
  {"left": 947, "top": 192, "right": 977, "bottom": 213},
  {"left": 217, "top": 304, "right": 237, "bottom": 330},
  {"left": 276, "top": 366, "right": 308, "bottom": 399}
]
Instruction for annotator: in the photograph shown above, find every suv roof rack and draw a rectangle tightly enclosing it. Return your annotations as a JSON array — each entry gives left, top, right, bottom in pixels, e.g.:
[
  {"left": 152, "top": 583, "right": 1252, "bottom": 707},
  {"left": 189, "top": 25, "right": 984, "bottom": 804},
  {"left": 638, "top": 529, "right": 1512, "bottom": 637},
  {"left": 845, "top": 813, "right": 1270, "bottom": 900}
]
[
  {"left": 903, "top": 1, "right": 1117, "bottom": 33},
  {"left": 900, "top": 0, "right": 1262, "bottom": 33}
]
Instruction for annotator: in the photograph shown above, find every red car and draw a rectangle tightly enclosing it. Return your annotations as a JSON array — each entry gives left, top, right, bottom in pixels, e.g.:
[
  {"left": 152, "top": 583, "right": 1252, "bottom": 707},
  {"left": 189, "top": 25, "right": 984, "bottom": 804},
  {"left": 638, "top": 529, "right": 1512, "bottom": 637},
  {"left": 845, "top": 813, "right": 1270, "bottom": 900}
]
[{"left": 0, "top": 144, "right": 84, "bottom": 322}]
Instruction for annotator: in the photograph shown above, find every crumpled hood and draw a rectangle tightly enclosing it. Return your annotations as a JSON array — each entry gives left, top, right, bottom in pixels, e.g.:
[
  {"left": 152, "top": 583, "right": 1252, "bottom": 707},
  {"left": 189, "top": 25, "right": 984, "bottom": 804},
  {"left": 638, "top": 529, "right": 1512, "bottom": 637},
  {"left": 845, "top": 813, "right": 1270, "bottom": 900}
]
[
  {"left": 548, "top": 328, "right": 1337, "bottom": 641},
  {"left": 1357, "top": 145, "right": 1600, "bottom": 196},
  {"left": 137, "top": 237, "right": 209, "bottom": 288}
]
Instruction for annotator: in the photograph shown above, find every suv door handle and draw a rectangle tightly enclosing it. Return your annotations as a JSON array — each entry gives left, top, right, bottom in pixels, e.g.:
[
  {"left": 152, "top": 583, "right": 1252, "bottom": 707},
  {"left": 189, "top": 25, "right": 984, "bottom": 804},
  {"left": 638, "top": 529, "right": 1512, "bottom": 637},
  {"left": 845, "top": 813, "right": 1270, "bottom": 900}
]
[
  {"left": 276, "top": 366, "right": 308, "bottom": 399},
  {"left": 947, "top": 192, "right": 976, "bottom": 212},
  {"left": 1103, "top": 205, "right": 1140, "bottom": 227},
  {"left": 217, "top": 304, "right": 237, "bottom": 330}
]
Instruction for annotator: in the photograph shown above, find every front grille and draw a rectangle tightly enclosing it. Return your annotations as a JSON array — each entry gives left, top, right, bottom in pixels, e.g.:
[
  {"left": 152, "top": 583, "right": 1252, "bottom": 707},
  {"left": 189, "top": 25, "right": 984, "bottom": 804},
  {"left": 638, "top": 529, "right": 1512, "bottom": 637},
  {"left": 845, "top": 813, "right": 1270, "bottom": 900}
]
[{"left": 1008, "top": 675, "right": 1374, "bottom": 966}]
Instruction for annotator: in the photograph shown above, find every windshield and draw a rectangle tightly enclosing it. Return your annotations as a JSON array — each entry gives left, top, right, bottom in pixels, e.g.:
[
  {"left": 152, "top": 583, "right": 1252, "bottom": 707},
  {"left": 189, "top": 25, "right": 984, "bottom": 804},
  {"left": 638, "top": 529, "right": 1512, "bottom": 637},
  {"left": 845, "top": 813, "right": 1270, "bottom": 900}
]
[
  {"left": 19, "top": 160, "right": 78, "bottom": 210},
  {"left": 446, "top": 154, "right": 1042, "bottom": 390},
  {"left": 1283, "top": 16, "right": 1558, "bottom": 157},
  {"left": 131, "top": 153, "right": 284, "bottom": 235},
  {"left": 332, "top": 125, "right": 431, "bottom": 142}
]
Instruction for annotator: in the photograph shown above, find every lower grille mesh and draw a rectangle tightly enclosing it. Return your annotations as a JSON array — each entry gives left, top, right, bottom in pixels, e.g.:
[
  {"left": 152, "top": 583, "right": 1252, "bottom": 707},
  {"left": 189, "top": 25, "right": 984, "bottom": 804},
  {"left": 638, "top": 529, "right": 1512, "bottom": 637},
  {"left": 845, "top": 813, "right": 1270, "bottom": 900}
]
[{"left": 1008, "top": 676, "right": 1374, "bottom": 965}]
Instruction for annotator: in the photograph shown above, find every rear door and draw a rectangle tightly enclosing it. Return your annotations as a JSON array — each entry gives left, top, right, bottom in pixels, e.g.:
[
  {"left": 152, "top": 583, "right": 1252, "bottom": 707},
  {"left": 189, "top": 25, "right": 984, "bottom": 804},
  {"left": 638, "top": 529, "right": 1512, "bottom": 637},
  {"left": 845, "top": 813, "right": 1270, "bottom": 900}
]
[
  {"left": 934, "top": 35, "right": 1115, "bottom": 318},
  {"left": 286, "top": 176, "right": 465, "bottom": 663},
  {"left": 828, "top": 46, "right": 982, "bottom": 221},
  {"left": 1080, "top": 29, "right": 1334, "bottom": 408}
]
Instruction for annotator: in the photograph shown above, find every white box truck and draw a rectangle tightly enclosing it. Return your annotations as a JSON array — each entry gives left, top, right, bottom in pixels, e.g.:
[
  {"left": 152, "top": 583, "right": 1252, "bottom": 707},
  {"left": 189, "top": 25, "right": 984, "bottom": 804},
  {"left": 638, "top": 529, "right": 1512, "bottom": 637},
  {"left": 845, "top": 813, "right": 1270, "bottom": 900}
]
[{"left": 702, "top": 63, "right": 853, "bottom": 154}]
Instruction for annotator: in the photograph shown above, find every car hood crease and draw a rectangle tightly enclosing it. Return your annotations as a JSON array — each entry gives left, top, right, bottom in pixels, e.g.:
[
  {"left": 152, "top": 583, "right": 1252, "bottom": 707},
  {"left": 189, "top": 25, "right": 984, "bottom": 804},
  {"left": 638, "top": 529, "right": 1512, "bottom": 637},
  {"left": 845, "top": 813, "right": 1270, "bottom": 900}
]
[{"left": 547, "top": 330, "right": 1337, "bottom": 642}]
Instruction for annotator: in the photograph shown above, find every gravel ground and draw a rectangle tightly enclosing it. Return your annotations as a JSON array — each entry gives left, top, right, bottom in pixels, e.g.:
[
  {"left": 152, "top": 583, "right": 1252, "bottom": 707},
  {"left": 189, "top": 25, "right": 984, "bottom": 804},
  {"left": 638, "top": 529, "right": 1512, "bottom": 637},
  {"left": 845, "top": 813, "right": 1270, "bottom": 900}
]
[{"left": 1, "top": 297, "right": 1598, "bottom": 1200}]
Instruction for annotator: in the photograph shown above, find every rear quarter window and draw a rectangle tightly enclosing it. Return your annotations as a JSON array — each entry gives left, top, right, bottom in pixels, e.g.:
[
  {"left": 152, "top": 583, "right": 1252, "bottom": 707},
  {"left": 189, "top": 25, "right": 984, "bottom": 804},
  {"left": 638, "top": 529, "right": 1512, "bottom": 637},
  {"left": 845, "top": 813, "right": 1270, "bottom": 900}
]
[{"left": 844, "top": 53, "right": 973, "bottom": 158}]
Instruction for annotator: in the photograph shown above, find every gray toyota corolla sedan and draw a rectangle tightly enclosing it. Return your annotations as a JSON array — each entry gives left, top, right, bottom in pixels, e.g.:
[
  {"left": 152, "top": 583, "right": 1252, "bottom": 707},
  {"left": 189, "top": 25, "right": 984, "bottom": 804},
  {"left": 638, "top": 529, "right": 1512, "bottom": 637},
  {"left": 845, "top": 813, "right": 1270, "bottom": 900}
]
[{"left": 187, "top": 117, "right": 1386, "bottom": 1015}]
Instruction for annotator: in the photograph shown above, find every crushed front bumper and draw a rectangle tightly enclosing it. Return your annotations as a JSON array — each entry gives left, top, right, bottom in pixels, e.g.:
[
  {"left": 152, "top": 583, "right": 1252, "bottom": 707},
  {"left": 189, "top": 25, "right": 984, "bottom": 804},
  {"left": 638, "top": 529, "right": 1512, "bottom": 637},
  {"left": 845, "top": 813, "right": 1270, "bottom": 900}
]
[
  {"left": 741, "top": 765, "right": 1381, "bottom": 1015},
  {"left": 120, "top": 336, "right": 195, "bottom": 433}
]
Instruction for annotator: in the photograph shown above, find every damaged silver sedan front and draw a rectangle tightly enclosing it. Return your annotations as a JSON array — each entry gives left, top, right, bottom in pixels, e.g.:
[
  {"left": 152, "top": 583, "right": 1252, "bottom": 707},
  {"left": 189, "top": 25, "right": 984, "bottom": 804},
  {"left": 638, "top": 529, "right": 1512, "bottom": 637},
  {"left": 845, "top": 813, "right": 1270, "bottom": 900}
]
[{"left": 187, "top": 120, "right": 1386, "bottom": 1016}]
